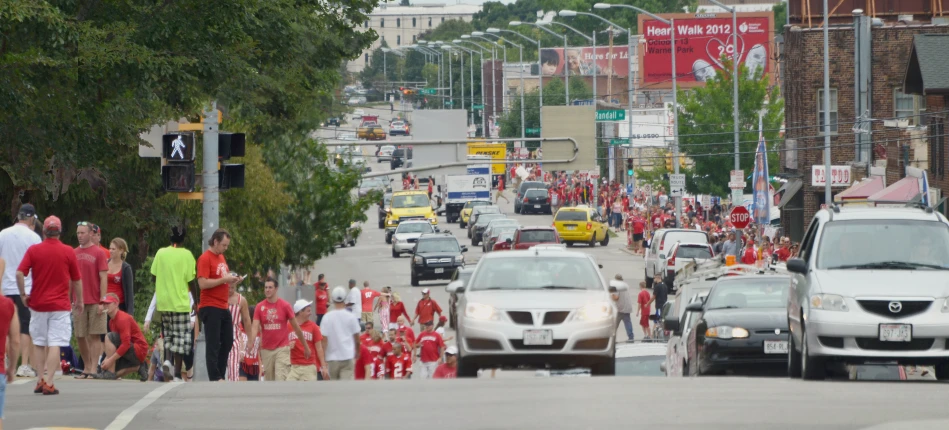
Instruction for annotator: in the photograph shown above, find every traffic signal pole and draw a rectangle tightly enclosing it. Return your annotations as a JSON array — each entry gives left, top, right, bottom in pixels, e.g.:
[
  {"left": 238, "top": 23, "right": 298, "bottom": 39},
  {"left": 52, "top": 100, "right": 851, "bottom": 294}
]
[{"left": 202, "top": 102, "right": 220, "bottom": 252}]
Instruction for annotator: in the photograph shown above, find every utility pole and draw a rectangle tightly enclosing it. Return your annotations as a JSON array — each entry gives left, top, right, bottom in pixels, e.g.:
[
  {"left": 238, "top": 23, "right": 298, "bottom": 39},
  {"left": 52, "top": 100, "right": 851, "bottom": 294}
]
[{"left": 202, "top": 102, "right": 220, "bottom": 250}]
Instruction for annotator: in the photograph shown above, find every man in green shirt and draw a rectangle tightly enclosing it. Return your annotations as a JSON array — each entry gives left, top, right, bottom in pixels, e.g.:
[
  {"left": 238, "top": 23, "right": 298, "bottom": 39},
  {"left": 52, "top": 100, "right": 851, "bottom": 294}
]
[{"left": 150, "top": 226, "right": 196, "bottom": 381}]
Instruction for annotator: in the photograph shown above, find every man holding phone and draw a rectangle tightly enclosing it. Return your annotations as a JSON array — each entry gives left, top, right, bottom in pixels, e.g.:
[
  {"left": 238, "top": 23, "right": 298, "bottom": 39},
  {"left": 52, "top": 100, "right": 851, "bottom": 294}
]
[{"left": 197, "top": 228, "right": 244, "bottom": 381}]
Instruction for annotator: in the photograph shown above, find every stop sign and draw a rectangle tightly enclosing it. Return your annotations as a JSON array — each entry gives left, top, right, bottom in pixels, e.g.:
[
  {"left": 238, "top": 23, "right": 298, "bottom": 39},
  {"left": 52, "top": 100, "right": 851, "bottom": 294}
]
[{"left": 730, "top": 206, "right": 751, "bottom": 229}]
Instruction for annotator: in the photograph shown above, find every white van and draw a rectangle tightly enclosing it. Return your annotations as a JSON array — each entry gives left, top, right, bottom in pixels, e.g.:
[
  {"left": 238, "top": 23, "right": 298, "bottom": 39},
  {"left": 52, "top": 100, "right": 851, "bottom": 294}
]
[{"left": 644, "top": 229, "right": 710, "bottom": 287}]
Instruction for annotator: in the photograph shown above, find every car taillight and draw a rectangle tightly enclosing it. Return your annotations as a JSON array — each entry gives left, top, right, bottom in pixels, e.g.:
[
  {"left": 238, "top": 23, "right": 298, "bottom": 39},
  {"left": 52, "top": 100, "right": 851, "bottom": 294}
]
[
  {"left": 659, "top": 239, "right": 665, "bottom": 250},
  {"left": 668, "top": 254, "right": 676, "bottom": 266},
  {"left": 523, "top": 197, "right": 529, "bottom": 203},
  {"left": 586, "top": 222, "right": 592, "bottom": 230}
]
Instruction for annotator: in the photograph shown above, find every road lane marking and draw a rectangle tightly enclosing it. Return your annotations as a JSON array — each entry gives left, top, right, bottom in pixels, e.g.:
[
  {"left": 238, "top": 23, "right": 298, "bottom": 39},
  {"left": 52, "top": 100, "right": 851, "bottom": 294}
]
[{"left": 103, "top": 382, "right": 182, "bottom": 430}]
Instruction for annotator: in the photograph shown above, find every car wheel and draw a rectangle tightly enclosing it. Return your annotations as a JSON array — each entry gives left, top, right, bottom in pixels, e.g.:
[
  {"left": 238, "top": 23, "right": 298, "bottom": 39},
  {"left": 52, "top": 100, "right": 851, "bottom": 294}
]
[
  {"left": 589, "top": 234, "right": 596, "bottom": 247},
  {"left": 457, "top": 356, "right": 479, "bottom": 378},
  {"left": 471, "top": 236, "right": 478, "bottom": 246},
  {"left": 460, "top": 221, "right": 467, "bottom": 229},
  {"left": 800, "top": 324, "right": 826, "bottom": 380},
  {"left": 600, "top": 232, "right": 609, "bottom": 246},
  {"left": 788, "top": 325, "right": 803, "bottom": 378},
  {"left": 392, "top": 249, "right": 399, "bottom": 258},
  {"left": 467, "top": 229, "right": 472, "bottom": 239},
  {"left": 385, "top": 232, "right": 392, "bottom": 244},
  {"left": 934, "top": 361, "right": 949, "bottom": 381},
  {"left": 410, "top": 273, "right": 419, "bottom": 287},
  {"left": 378, "top": 220, "right": 384, "bottom": 229},
  {"left": 349, "top": 239, "right": 356, "bottom": 247},
  {"left": 514, "top": 205, "right": 520, "bottom": 214},
  {"left": 591, "top": 350, "right": 616, "bottom": 376},
  {"left": 645, "top": 270, "right": 654, "bottom": 289},
  {"left": 565, "top": 241, "right": 574, "bottom": 248}
]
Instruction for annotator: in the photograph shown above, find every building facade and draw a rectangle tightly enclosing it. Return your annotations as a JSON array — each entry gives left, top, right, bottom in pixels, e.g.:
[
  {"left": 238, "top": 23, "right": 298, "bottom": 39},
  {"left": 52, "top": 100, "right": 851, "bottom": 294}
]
[{"left": 347, "top": 4, "right": 481, "bottom": 73}]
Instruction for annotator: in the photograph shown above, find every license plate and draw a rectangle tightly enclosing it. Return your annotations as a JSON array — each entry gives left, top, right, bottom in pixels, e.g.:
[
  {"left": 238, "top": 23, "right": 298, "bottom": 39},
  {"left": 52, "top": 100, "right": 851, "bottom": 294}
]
[
  {"left": 523, "top": 329, "right": 553, "bottom": 345},
  {"left": 764, "top": 340, "right": 789, "bottom": 354},
  {"left": 879, "top": 324, "right": 912, "bottom": 342},
  {"left": 434, "top": 268, "right": 444, "bottom": 274},
  {"left": 534, "top": 204, "right": 541, "bottom": 208},
  {"left": 565, "top": 226, "right": 576, "bottom": 230}
]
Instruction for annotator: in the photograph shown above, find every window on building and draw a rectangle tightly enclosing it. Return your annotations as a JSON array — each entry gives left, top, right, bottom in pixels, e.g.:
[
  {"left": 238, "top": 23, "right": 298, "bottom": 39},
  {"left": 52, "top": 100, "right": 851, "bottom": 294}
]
[
  {"left": 412, "top": 34, "right": 417, "bottom": 43},
  {"left": 894, "top": 88, "right": 927, "bottom": 126},
  {"left": 397, "top": 35, "right": 401, "bottom": 46},
  {"left": 413, "top": 18, "right": 417, "bottom": 27},
  {"left": 380, "top": 18, "right": 384, "bottom": 27},
  {"left": 441, "top": 17, "right": 445, "bottom": 23},
  {"left": 364, "top": 21, "right": 368, "bottom": 28},
  {"left": 817, "top": 89, "right": 838, "bottom": 134},
  {"left": 397, "top": 18, "right": 401, "bottom": 28},
  {"left": 930, "top": 118, "right": 945, "bottom": 178},
  {"left": 428, "top": 17, "right": 432, "bottom": 27}
]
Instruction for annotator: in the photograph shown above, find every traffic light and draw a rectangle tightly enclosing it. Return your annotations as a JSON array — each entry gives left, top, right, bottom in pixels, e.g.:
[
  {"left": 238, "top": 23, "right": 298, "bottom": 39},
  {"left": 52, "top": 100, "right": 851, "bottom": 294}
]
[
  {"left": 665, "top": 153, "right": 673, "bottom": 171},
  {"left": 161, "top": 132, "right": 196, "bottom": 192},
  {"left": 400, "top": 87, "right": 415, "bottom": 95},
  {"left": 218, "top": 132, "right": 246, "bottom": 190},
  {"left": 625, "top": 158, "right": 634, "bottom": 176},
  {"left": 679, "top": 153, "right": 688, "bottom": 169}
]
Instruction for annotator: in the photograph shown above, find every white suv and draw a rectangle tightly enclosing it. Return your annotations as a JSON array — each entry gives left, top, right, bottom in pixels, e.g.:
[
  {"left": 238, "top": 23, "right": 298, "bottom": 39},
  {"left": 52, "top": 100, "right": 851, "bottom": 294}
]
[
  {"left": 644, "top": 229, "right": 710, "bottom": 287},
  {"left": 786, "top": 205, "right": 949, "bottom": 380}
]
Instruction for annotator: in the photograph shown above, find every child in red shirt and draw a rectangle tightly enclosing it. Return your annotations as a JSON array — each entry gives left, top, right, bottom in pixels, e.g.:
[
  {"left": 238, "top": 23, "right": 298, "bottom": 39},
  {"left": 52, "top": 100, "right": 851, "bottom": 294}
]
[{"left": 636, "top": 282, "right": 652, "bottom": 340}]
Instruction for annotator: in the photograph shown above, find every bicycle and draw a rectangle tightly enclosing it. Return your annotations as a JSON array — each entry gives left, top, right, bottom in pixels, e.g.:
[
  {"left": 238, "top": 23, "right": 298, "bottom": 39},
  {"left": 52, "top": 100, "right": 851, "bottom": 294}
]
[{"left": 648, "top": 311, "right": 666, "bottom": 341}]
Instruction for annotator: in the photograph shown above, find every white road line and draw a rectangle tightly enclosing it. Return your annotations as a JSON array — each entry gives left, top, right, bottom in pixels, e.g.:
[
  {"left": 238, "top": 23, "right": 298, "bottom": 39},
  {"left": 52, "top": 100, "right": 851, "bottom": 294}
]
[
  {"left": 103, "top": 382, "right": 182, "bottom": 430},
  {"left": 12, "top": 378, "right": 34, "bottom": 385}
]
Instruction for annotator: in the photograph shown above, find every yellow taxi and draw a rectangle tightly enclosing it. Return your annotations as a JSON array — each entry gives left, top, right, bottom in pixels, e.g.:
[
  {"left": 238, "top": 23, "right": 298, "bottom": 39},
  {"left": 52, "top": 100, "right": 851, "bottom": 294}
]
[
  {"left": 459, "top": 199, "right": 493, "bottom": 228},
  {"left": 552, "top": 205, "right": 610, "bottom": 247},
  {"left": 385, "top": 190, "right": 437, "bottom": 244}
]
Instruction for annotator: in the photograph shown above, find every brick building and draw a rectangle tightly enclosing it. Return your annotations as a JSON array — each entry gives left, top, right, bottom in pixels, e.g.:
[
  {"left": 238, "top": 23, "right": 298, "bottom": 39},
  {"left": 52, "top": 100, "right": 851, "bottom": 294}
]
[{"left": 778, "top": 17, "right": 949, "bottom": 241}]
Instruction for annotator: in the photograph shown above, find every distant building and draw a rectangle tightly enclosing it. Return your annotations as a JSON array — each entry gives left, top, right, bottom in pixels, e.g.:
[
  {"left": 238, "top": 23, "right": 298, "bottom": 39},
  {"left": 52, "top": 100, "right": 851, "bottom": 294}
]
[
  {"left": 347, "top": 4, "right": 481, "bottom": 73},
  {"left": 696, "top": 0, "right": 783, "bottom": 13}
]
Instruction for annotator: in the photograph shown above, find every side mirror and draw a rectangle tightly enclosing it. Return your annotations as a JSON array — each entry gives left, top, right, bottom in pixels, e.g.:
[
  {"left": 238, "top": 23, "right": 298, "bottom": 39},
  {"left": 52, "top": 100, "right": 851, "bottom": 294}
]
[
  {"left": 786, "top": 258, "right": 807, "bottom": 274},
  {"left": 663, "top": 318, "right": 681, "bottom": 334},
  {"left": 446, "top": 281, "right": 465, "bottom": 294},
  {"left": 685, "top": 301, "right": 704, "bottom": 313},
  {"left": 660, "top": 362, "right": 667, "bottom": 374},
  {"left": 505, "top": 238, "right": 513, "bottom": 244},
  {"left": 460, "top": 246, "right": 468, "bottom": 253},
  {"left": 661, "top": 302, "right": 673, "bottom": 318},
  {"left": 598, "top": 264, "right": 604, "bottom": 269},
  {"left": 434, "top": 227, "right": 440, "bottom": 232},
  {"left": 659, "top": 254, "right": 665, "bottom": 259}
]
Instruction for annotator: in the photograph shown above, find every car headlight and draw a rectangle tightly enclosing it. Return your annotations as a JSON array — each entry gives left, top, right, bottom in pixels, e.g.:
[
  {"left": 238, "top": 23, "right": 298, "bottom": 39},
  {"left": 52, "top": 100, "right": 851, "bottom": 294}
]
[
  {"left": 429, "top": 217, "right": 438, "bottom": 223},
  {"left": 454, "top": 255, "right": 464, "bottom": 264},
  {"left": 413, "top": 256, "right": 423, "bottom": 264},
  {"left": 466, "top": 303, "right": 499, "bottom": 320},
  {"left": 576, "top": 302, "right": 612, "bottom": 321},
  {"left": 705, "top": 326, "right": 750, "bottom": 339},
  {"left": 810, "top": 294, "right": 849, "bottom": 312}
]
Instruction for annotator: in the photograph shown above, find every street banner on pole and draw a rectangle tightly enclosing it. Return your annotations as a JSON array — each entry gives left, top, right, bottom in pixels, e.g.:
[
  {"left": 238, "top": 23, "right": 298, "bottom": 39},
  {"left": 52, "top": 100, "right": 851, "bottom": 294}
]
[{"left": 751, "top": 116, "right": 770, "bottom": 228}]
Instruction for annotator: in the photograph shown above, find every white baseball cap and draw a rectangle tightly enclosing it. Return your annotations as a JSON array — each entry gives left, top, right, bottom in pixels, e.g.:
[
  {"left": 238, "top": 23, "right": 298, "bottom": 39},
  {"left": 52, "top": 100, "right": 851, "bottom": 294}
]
[
  {"left": 421, "top": 288, "right": 430, "bottom": 294},
  {"left": 445, "top": 345, "right": 458, "bottom": 355},
  {"left": 331, "top": 286, "right": 348, "bottom": 303},
  {"left": 293, "top": 299, "right": 312, "bottom": 314}
]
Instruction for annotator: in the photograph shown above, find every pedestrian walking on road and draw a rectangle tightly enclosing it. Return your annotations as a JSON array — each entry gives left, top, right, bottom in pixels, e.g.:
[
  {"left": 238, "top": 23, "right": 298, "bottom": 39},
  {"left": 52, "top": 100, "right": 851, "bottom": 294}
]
[
  {"left": 411, "top": 288, "right": 442, "bottom": 332},
  {"left": 17, "top": 216, "right": 81, "bottom": 395},
  {"left": 321, "top": 286, "right": 362, "bottom": 380},
  {"left": 96, "top": 293, "right": 148, "bottom": 381},
  {"left": 73, "top": 221, "right": 108, "bottom": 379},
  {"left": 360, "top": 281, "right": 382, "bottom": 326},
  {"left": 148, "top": 226, "right": 196, "bottom": 381},
  {"left": 610, "top": 275, "right": 634, "bottom": 342},
  {"left": 414, "top": 321, "right": 444, "bottom": 379},
  {"left": 636, "top": 282, "right": 652, "bottom": 340},
  {"left": 387, "top": 292, "right": 409, "bottom": 332},
  {"left": 386, "top": 341, "right": 412, "bottom": 379},
  {"left": 197, "top": 228, "right": 244, "bottom": 381},
  {"left": 0, "top": 282, "right": 21, "bottom": 422},
  {"left": 287, "top": 299, "right": 327, "bottom": 381},
  {"left": 345, "top": 279, "right": 361, "bottom": 315},
  {"left": 0, "top": 204, "right": 41, "bottom": 378},
  {"left": 375, "top": 286, "right": 392, "bottom": 333},
  {"left": 226, "top": 280, "right": 251, "bottom": 381},
  {"left": 495, "top": 177, "right": 509, "bottom": 204},
  {"left": 247, "top": 278, "right": 309, "bottom": 381},
  {"left": 314, "top": 274, "right": 329, "bottom": 325},
  {"left": 433, "top": 345, "right": 457, "bottom": 379}
]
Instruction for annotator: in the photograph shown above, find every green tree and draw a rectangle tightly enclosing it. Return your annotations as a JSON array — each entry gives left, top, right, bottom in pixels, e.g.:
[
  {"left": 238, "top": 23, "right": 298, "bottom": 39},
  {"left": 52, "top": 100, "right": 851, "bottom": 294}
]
[
  {"left": 498, "top": 77, "right": 591, "bottom": 148},
  {"left": 773, "top": 2, "right": 787, "bottom": 29},
  {"left": 677, "top": 57, "right": 784, "bottom": 196}
]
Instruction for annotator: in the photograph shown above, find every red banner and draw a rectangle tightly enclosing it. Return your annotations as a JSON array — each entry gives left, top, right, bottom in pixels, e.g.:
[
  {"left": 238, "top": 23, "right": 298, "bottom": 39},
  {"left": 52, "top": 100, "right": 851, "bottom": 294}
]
[
  {"left": 638, "top": 12, "right": 774, "bottom": 88},
  {"left": 540, "top": 46, "right": 631, "bottom": 77}
]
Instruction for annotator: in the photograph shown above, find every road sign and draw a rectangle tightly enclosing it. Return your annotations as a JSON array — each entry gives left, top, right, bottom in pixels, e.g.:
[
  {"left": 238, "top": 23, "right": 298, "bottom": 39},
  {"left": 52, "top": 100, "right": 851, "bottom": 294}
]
[
  {"left": 526, "top": 128, "right": 540, "bottom": 136},
  {"left": 729, "top": 170, "right": 745, "bottom": 189},
  {"left": 445, "top": 100, "right": 453, "bottom": 105},
  {"left": 595, "top": 110, "right": 626, "bottom": 122},
  {"left": 610, "top": 138, "right": 629, "bottom": 146},
  {"left": 669, "top": 173, "right": 686, "bottom": 197},
  {"left": 420, "top": 88, "right": 437, "bottom": 95},
  {"left": 730, "top": 206, "right": 751, "bottom": 229},
  {"left": 731, "top": 188, "right": 744, "bottom": 207},
  {"left": 472, "top": 104, "right": 484, "bottom": 110}
]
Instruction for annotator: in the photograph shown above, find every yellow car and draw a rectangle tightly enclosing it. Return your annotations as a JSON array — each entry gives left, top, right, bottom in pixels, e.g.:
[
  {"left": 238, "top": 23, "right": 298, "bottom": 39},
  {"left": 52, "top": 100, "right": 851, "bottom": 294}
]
[
  {"left": 385, "top": 190, "right": 438, "bottom": 244},
  {"left": 459, "top": 200, "right": 493, "bottom": 228},
  {"left": 553, "top": 205, "right": 610, "bottom": 247}
]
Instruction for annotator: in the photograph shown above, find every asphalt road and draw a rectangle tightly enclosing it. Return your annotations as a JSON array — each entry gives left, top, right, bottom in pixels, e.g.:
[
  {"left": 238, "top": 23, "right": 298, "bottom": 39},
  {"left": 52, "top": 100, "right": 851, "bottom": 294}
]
[{"left": 7, "top": 106, "right": 947, "bottom": 430}]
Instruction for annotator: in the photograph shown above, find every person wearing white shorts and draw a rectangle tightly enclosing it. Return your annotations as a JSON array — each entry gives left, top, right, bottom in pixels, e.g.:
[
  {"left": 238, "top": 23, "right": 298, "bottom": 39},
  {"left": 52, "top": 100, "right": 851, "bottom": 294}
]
[{"left": 30, "top": 311, "right": 72, "bottom": 348}]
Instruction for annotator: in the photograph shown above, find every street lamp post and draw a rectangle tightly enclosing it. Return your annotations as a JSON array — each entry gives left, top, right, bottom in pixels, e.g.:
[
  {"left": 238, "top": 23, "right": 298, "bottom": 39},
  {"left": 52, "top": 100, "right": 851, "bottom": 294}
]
[
  {"left": 381, "top": 48, "right": 390, "bottom": 98},
  {"left": 708, "top": 0, "right": 741, "bottom": 172},
  {"left": 453, "top": 42, "right": 479, "bottom": 131},
  {"left": 546, "top": 20, "right": 593, "bottom": 104},
  {"left": 442, "top": 45, "right": 454, "bottom": 109},
  {"left": 472, "top": 33, "right": 504, "bottom": 138},
  {"left": 512, "top": 21, "right": 569, "bottom": 102},
  {"left": 497, "top": 27, "right": 543, "bottom": 132},
  {"left": 595, "top": 3, "right": 682, "bottom": 224},
  {"left": 485, "top": 31, "right": 526, "bottom": 143},
  {"left": 460, "top": 37, "right": 487, "bottom": 136}
]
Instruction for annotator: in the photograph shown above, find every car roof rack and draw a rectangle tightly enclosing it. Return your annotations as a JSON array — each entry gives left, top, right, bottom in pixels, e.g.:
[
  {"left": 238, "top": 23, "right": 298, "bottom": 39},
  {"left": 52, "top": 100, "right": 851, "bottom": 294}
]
[
  {"left": 674, "top": 261, "right": 788, "bottom": 289},
  {"left": 831, "top": 194, "right": 939, "bottom": 214}
]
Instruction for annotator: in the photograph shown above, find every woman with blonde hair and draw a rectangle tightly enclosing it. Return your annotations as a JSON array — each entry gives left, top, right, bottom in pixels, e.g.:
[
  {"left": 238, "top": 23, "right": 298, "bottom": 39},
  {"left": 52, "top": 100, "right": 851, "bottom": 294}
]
[
  {"left": 388, "top": 291, "right": 409, "bottom": 331},
  {"left": 107, "top": 238, "right": 135, "bottom": 312},
  {"left": 375, "top": 286, "right": 393, "bottom": 333}
]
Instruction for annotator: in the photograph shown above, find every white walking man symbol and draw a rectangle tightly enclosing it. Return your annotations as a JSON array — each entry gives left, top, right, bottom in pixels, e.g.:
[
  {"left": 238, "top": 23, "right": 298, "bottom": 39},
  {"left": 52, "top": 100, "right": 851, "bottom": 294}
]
[{"left": 171, "top": 135, "right": 186, "bottom": 159}]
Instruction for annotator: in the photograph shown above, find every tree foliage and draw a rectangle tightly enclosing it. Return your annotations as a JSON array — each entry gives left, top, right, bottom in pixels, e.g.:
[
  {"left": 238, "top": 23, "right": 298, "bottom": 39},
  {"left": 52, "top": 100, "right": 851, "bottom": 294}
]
[
  {"left": 677, "top": 58, "right": 784, "bottom": 196},
  {"left": 498, "top": 77, "right": 592, "bottom": 148}
]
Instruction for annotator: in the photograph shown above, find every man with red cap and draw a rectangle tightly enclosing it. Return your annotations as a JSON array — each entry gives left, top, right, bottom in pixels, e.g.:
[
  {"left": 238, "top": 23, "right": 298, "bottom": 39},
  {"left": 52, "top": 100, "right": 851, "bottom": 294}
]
[
  {"left": 411, "top": 288, "right": 442, "bottom": 332},
  {"left": 16, "top": 215, "right": 82, "bottom": 395},
  {"left": 96, "top": 293, "right": 148, "bottom": 380}
]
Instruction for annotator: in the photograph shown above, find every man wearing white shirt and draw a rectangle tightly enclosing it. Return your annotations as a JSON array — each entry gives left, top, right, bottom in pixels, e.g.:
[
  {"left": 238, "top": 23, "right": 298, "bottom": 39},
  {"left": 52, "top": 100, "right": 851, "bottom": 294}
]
[
  {"left": 321, "top": 286, "right": 361, "bottom": 380},
  {"left": 0, "top": 204, "right": 42, "bottom": 377}
]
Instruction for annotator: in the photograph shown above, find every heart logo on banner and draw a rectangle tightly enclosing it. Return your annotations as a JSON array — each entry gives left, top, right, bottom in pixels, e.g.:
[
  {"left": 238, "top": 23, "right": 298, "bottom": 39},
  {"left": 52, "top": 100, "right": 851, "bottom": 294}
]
[{"left": 705, "top": 34, "right": 746, "bottom": 71}]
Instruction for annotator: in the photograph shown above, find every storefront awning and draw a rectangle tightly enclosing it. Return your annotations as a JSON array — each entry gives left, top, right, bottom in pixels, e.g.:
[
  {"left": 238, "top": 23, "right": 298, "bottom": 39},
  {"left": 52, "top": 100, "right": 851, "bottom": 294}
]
[
  {"left": 776, "top": 179, "right": 802, "bottom": 208},
  {"left": 834, "top": 176, "right": 885, "bottom": 202},
  {"left": 867, "top": 176, "right": 919, "bottom": 203}
]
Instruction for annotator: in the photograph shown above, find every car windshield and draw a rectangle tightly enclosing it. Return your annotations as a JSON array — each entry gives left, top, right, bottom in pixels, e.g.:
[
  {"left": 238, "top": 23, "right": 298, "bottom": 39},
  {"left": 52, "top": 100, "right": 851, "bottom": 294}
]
[
  {"left": 416, "top": 239, "right": 460, "bottom": 253},
  {"left": 473, "top": 206, "right": 500, "bottom": 215},
  {"left": 468, "top": 257, "right": 603, "bottom": 291},
  {"left": 381, "top": 146, "right": 395, "bottom": 152},
  {"left": 383, "top": 194, "right": 392, "bottom": 205},
  {"left": 816, "top": 220, "right": 949, "bottom": 270},
  {"left": 490, "top": 226, "right": 519, "bottom": 237},
  {"left": 465, "top": 201, "right": 492, "bottom": 209},
  {"left": 455, "top": 270, "right": 474, "bottom": 284},
  {"left": 361, "top": 178, "right": 386, "bottom": 188},
  {"left": 616, "top": 356, "right": 665, "bottom": 377},
  {"left": 497, "top": 232, "right": 515, "bottom": 242},
  {"left": 391, "top": 194, "right": 431, "bottom": 209},
  {"left": 475, "top": 214, "right": 504, "bottom": 226},
  {"left": 396, "top": 223, "right": 433, "bottom": 234},
  {"left": 555, "top": 210, "right": 589, "bottom": 222},
  {"left": 487, "top": 219, "right": 518, "bottom": 229},
  {"left": 525, "top": 189, "right": 548, "bottom": 197},
  {"left": 675, "top": 245, "right": 712, "bottom": 259},
  {"left": 704, "top": 278, "right": 790, "bottom": 310},
  {"left": 519, "top": 182, "right": 545, "bottom": 192},
  {"left": 520, "top": 230, "right": 557, "bottom": 243}
]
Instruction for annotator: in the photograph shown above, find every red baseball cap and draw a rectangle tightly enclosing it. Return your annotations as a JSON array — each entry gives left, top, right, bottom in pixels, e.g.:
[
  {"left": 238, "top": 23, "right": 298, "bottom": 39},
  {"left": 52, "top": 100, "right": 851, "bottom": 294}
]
[
  {"left": 43, "top": 216, "right": 62, "bottom": 232},
  {"left": 439, "top": 315, "right": 447, "bottom": 323},
  {"left": 101, "top": 295, "right": 120, "bottom": 305}
]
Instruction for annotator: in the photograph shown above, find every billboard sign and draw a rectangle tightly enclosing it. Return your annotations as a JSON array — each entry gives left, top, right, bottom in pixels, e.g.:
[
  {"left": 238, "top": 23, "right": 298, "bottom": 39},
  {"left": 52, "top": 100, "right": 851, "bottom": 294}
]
[
  {"left": 540, "top": 46, "right": 632, "bottom": 77},
  {"left": 638, "top": 12, "right": 774, "bottom": 88}
]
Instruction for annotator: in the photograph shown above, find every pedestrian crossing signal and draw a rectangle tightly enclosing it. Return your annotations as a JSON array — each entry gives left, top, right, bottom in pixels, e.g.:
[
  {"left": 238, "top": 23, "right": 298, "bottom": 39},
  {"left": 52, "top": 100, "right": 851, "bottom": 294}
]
[
  {"left": 626, "top": 158, "right": 634, "bottom": 176},
  {"left": 162, "top": 133, "right": 196, "bottom": 161},
  {"left": 162, "top": 165, "right": 196, "bottom": 192}
]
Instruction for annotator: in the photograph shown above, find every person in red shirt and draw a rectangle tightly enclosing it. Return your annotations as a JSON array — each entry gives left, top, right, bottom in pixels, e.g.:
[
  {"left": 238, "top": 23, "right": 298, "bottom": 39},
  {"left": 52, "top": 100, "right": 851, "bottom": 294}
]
[
  {"left": 411, "top": 288, "right": 442, "bottom": 331},
  {"left": 414, "top": 321, "right": 445, "bottom": 379},
  {"left": 741, "top": 240, "right": 758, "bottom": 265},
  {"left": 631, "top": 212, "right": 646, "bottom": 255},
  {"left": 98, "top": 293, "right": 148, "bottom": 380},
  {"left": 397, "top": 319, "right": 416, "bottom": 350},
  {"left": 433, "top": 345, "right": 458, "bottom": 379},
  {"left": 388, "top": 294, "right": 409, "bottom": 331},
  {"left": 196, "top": 228, "right": 244, "bottom": 381},
  {"left": 247, "top": 278, "right": 309, "bottom": 381},
  {"left": 385, "top": 342, "right": 413, "bottom": 379},
  {"left": 353, "top": 343, "right": 372, "bottom": 380},
  {"left": 17, "top": 215, "right": 81, "bottom": 395},
  {"left": 360, "top": 281, "right": 382, "bottom": 326},
  {"left": 314, "top": 274, "right": 329, "bottom": 325},
  {"left": 635, "top": 282, "right": 652, "bottom": 340},
  {"left": 287, "top": 299, "right": 328, "bottom": 381},
  {"left": 370, "top": 353, "right": 386, "bottom": 379},
  {"left": 73, "top": 221, "right": 109, "bottom": 379},
  {"left": 366, "top": 330, "right": 392, "bottom": 359},
  {"left": 495, "top": 177, "right": 509, "bottom": 204},
  {"left": 774, "top": 237, "right": 792, "bottom": 262},
  {"left": 0, "top": 292, "right": 20, "bottom": 421}
]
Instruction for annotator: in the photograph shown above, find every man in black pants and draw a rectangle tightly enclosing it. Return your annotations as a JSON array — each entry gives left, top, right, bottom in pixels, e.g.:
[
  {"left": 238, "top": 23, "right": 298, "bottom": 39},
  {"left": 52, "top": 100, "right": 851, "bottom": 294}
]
[{"left": 196, "top": 229, "right": 243, "bottom": 381}]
